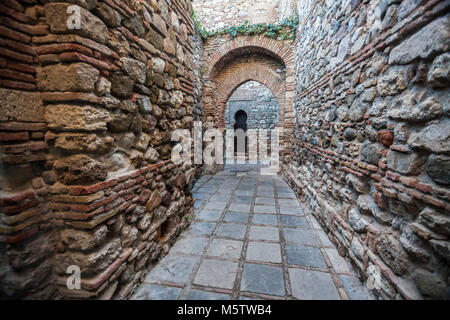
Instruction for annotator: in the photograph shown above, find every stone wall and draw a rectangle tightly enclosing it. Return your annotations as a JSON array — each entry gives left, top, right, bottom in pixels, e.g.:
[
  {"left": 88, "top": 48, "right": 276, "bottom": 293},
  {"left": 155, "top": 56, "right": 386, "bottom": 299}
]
[
  {"left": 226, "top": 81, "right": 279, "bottom": 130},
  {"left": 286, "top": 0, "right": 450, "bottom": 299},
  {"left": 192, "top": 0, "right": 284, "bottom": 32},
  {"left": 0, "top": 0, "right": 202, "bottom": 299}
]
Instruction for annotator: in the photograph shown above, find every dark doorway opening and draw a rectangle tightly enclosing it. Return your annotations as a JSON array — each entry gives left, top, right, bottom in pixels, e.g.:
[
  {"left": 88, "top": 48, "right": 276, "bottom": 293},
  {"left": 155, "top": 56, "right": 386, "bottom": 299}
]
[{"left": 234, "top": 110, "right": 248, "bottom": 154}]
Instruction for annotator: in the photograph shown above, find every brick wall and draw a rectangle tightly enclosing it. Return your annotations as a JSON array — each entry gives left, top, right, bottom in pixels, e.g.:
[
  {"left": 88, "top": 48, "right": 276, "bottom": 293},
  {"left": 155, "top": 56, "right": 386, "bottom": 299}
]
[
  {"left": 0, "top": 0, "right": 202, "bottom": 299},
  {"left": 286, "top": 0, "right": 450, "bottom": 299}
]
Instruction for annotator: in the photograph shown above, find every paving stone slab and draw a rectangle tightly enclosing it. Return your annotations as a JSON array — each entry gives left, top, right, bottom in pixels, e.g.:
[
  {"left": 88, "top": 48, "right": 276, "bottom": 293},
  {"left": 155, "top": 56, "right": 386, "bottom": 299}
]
[
  {"left": 253, "top": 204, "right": 276, "bottom": 214},
  {"left": 256, "top": 190, "right": 275, "bottom": 197},
  {"left": 132, "top": 284, "right": 182, "bottom": 300},
  {"left": 230, "top": 196, "right": 253, "bottom": 204},
  {"left": 246, "top": 242, "right": 282, "bottom": 263},
  {"left": 277, "top": 192, "right": 297, "bottom": 199},
  {"left": 289, "top": 268, "right": 340, "bottom": 300},
  {"left": 281, "top": 215, "right": 309, "bottom": 228},
  {"left": 285, "top": 244, "right": 327, "bottom": 268},
  {"left": 216, "top": 223, "right": 247, "bottom": 239},
  {"left": 193, "top": 259, "right": 238, "bottom": 289},
  {"left": 255, "top": 197, "right": 276, "bottom": 205},
  {"left": 209, "top": 194, "right": 232, "bottom": 202},
  {"left": 196, "top": 209, "right": 223, "bottom": 221},
  {"left": 196, "top": 187, "right": 217, "bottom": 194},
  {"left": 206, "top": 239, "right": 243, "bottom": 260},
  {"left": 186, "top": 289, "right": 231, "bottom": 300},
  {"left": 193, "top": 193, "right": 210, "bottom": 200},
  {"left": 249, "top": 226, "right": 280, "bottom": 241},
  {"left": 229, "top": 203, "right": 252, "bottom": 212},
  {"left": 339, "top": 274, "right": 374, "bottom": 300},
  {"left": 315, "top": 229, "right": 334, "bottom": 247},
  {"left": 187, "top": 222, "right": 216, "bottom": 236},
  {"left": 216, "top": 188, "right": 235, "bottom": 195},
  {"left": 241, "top": 263, "right": 285, "bottom": 296},
  {"left": 170, "top": 236, "right": 209, "bottom": 256},
  {"left": 279, "top": 205, "right": 303, "bottom": 216},
  {"left": 278, "top": 199, "right": 301, "bottom": 207},
  {"left": 194, "top": 200, "right": 205, "bottom": 210},
  {"left": 283, "top": 228, "right": 318, "bottom": 246},
  {"left": 234, "top": 190, "right": 254, "bottom": 197},
  {"left": 203, "top": 202, "right": 227, "bottom": 211},
  {"left": 224, "top": 211, "right": 250, "bottom": 223},
  {"left": 252, "top": 214, "right": 278, "bottom": 226},
  {"left": 144, "top": 255, "right": 199, "bottom": 285},
  {"left": 324, "top": 248, "right": 351, "bottom": 273}
]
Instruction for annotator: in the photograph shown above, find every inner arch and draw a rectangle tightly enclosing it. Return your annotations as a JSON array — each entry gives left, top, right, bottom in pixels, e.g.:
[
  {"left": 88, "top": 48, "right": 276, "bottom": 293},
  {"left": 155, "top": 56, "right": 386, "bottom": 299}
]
[{"left": 226, "top": 81, "right": 279, "bottom": 130}]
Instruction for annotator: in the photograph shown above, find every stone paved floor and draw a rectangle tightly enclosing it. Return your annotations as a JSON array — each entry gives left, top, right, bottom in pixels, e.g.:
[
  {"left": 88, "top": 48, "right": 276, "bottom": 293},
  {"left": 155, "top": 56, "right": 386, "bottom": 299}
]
[{"left": 132, "top": 166, "right": 374, "bottom": 300}]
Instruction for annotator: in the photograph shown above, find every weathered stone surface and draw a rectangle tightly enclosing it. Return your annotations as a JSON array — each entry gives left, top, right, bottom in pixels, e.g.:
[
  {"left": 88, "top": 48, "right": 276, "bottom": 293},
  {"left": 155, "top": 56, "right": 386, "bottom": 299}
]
[
  {"left": 120, "top": 58, "right": 146, "bottom": 84},
  {"left": 419, "top": 207, "right": 450, "bottom": 236},
  {"left": 9, "top": 233, "right": 55, "bottom": 270},
  {"left": 386, "top": 150, "right": 423, "bottom": 175},
  {"left": 54, "top": 154, "right": 107, "bottom": 184},
  {"left": 135, "top": 133, "right": 150, "bottom": 151},
  {"left": 45, "top": 105, "right": 111, "bottom": 131},
  {"left": 360, "top": 142, "right": 381, "bottom": 164},
  {"left": 425, "top": 155, "right": 450, "bottom": 185},
  {"left": 344, "top": 127, "right": 356, "bottom": 141},
  {"left": 146, "top": 190, "right": 162, "bottom": 212},
  {"left": 54, "top": 133, "right": 114, "bottom": 153},
  {"left": 388, "top": 96, "right": 442, "bottom": 122},
  {"left": 348, "top": 207, "right": 368, "bottom": 232},
  {"left": 412, "top": 268, "right": 447, "bottom": 299},
  {"left": 429, "top": 239, "right": 450, "bottom": 264},
  {"left": 123, "top": 16, "right": 145, "bottom": 38},
  {"left": 377, "top": 69, "right": 407, "bottom": 96},
  {"left": 56, "top": 238, "right": 121, "bottom": 275},
  {"left": 400, "top": 226, "right": 430, "bottom": 263},
  {"left": 60, "top": 225, "right": 108, "bottom": 251},
  {"left": 44, "top": 3, "right": 108, "bottom": 44},
  {"left": 144, "top": 147, "right": 159, "bottom": 163},
  {"left": 110, "top": 73, "right": 135, "bottom": 99},
  {"left": 95, "top": 77, "right": 111, "bottom": 96},
  {"left": 428, "top": 52, "right": 450, "bottom": 88},
  {"left": 108, "top": 113, "right": 133, "bottom": 132},
  {"left": 408, "top": 120, "right": 450, "bottom": 154},
  {"left": 0, "top": 88, "right": 44, "bottom": 122},
  {"left": 389, "top": 14, "right": 450, "bottom": 65},
  {"left": 94, "top": 2, "right": 121, "bottom": 27},
  {"left": 377, "top": 234, "right": 409, "bottom": 275},
  {"left": 357, "top": 194, "right": 393, "bottom": 224},
  {"left": 37, "top": 63, "right": 99, "bottom": 92}
]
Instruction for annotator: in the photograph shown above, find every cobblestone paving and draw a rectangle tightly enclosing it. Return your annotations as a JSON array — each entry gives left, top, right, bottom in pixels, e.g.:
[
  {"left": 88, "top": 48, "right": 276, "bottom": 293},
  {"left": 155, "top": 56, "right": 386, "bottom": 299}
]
[{"left": 132, "top": 167, "right": 374, "bottom": 300}]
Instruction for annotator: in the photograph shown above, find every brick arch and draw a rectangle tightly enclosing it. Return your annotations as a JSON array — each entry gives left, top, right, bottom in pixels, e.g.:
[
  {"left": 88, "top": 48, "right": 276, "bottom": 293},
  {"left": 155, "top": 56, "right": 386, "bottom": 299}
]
[
  {"left": 203, "top": 35, "right": 295, "bottom": 78},
  {"left": 202, "top": 35, "right": 296, "bottom": 168},
  {"left": 215, "top": 66, "right": 285, "bottom": 128}
]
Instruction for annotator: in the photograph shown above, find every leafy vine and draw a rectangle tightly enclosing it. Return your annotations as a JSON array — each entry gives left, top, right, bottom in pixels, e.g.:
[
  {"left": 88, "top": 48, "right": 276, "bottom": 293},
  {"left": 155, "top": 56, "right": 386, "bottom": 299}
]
[{"left": 192, "top": 11, "right": 299, "bottom": 41}]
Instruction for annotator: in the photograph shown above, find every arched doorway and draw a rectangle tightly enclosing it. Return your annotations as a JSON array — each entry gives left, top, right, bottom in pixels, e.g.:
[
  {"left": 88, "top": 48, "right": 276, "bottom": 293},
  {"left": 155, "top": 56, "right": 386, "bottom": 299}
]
[
  {"left": 233, "top": 110, "right": 248, "bottom": 154},
  {"left": 226, "top": 81, "right": 280, "bottom": 160}
]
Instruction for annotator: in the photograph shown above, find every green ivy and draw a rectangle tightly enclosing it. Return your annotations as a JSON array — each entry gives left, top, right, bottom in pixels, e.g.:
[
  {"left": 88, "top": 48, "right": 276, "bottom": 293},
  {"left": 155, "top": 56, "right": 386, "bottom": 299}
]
[{"left": 192, "top": 11, "right": 299, "bottom": 41}]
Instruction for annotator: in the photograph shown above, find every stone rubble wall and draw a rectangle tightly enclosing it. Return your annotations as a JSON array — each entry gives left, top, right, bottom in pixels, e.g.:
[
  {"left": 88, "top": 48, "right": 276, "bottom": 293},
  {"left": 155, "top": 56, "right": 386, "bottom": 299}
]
[
  {"left": 226, "top": 81, "right": 279, "bottom": 130},
  {"left": 285, "top": 0, "right": 450, "bottom": 299},
  {"left": 0, "top": 0, "right": 203, "bottom": 299},
  {"left": 192, "top": 0, "right": 283, "bottom": 32}
]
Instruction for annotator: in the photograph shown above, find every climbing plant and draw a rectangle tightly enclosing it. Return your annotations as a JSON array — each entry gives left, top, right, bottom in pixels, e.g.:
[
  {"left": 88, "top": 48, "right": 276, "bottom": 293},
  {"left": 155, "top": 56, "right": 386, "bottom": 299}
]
[{"left": 192, "top": 11, "right": 299, "bottom": 41}]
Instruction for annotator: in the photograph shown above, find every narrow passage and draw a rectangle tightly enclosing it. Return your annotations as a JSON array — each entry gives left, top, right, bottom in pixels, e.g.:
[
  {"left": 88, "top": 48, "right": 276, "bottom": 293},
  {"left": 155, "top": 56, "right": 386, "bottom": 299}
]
[{"left": 133, "top": 166, "right": 373, "bottom": 300}]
